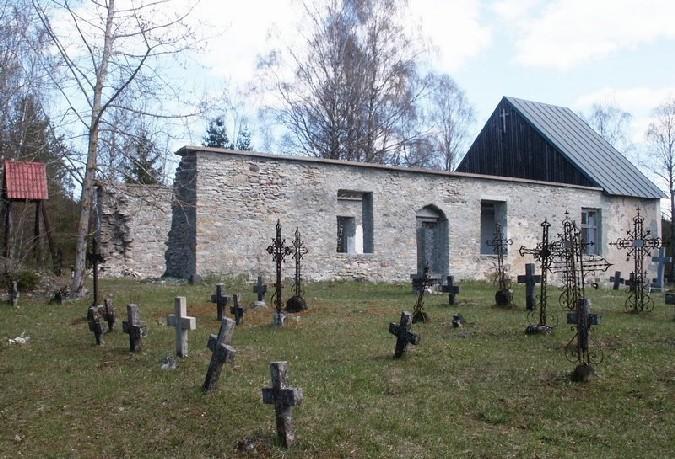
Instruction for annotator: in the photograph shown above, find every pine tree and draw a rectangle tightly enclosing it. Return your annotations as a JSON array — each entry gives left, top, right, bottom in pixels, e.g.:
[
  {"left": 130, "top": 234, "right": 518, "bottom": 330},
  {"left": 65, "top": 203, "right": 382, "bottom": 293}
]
[
  {"left": 235, "top": 126, "right": 253, "bottom": 151},
  {"left": 203, "top": 117, "right": 232, "bottom": 148},
  {"left": 124, "top": 129, "right": 164, "bottom": 185}
]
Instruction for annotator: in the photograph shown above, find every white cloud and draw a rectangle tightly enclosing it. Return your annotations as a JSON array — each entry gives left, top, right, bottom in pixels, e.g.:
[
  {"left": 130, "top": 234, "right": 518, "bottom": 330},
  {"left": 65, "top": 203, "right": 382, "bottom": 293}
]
[{"left": 494, "top": 0, "right": 675, "bottom": 69}]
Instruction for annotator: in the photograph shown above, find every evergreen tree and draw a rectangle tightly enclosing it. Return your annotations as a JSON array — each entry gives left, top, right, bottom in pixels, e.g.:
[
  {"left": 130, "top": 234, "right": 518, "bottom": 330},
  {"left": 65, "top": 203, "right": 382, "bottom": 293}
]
[
  {"left": 235, "top": 125, "right": 253, "bottom": 151},
  {"left": 203, "top": 116, "right": 232, "bottom": 148},
  {"left": 124, "top": 129, "right": 164, "bottom": 185}
]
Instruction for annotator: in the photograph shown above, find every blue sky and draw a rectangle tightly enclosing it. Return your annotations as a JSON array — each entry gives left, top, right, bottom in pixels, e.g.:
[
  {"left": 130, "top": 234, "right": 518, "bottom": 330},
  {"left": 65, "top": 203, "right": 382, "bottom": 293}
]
[{"left": 185, "top": 0, "right": 675, "bottom": 153}]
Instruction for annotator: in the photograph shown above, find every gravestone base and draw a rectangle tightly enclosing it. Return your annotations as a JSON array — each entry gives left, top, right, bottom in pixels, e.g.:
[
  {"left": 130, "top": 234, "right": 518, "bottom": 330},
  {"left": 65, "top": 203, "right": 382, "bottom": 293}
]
[
  {"left": 286, "top": 295, "right": 307, "bottom": 313},
  {"left": 571, "top": 363, "right": 595, "bottom": 382},
  {"left": 525, "top": 324, "right": 553, "bottom": 335},
  {"left": 495, "top": 289, "right": 513, "bottom": 307},
  {"left": 273, "top": 311, "right": 286, "bottom": 326}
]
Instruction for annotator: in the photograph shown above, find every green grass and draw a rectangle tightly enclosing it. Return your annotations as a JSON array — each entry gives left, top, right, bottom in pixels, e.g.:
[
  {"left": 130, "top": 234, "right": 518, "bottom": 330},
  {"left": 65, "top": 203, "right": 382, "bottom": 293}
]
[{"left": 0, "top": 279, "right": 673, "bottom": 458}]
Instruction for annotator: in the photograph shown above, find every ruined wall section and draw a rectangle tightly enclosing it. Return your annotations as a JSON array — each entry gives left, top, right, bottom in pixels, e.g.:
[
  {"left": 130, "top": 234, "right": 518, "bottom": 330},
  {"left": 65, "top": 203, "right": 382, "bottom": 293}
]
[
  {"left": 192, "top": 150, "right": 661, "bottom": 283},
  {"left": 98, "top": 183, "right": 172, "bottom": 278}
]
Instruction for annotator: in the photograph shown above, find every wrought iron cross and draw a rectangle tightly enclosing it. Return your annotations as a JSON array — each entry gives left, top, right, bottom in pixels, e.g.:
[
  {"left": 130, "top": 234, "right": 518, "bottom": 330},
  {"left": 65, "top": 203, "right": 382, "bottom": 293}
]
[
  {"left": 487, "top": 223, "right": 513, "bottom": 292},
  {"left": 565, "top": 298, "right": 602, "bottom": 378},
  {"left": 266, "top": 219, "right": 292, "bottom": 314},
  {"left": 290, "top": 227, "right": 308, "bottom": 299},
  {"left": 609, "top": 208, "right": 661, "bottom": 313},
  {"left": 412, "top": 265, "right": 433, "bottom": 323},
  {"left": 519, "top": 220, "right": 558, "bottom": 327}
]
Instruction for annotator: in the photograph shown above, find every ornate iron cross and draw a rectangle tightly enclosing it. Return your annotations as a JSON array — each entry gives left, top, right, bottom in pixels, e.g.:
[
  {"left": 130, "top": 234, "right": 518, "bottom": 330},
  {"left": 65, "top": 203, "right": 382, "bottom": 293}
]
[
  {"left": 290, "top": 227, "right": 308, "bottom": 299},
  {"left": 609, "top": 208, "right": 661, "bottom": 313},
  {"left": 266, "top": 219, "right": 292, "bottom": 314},
  {"left": 412, "top": 265, "right": 433, "bottom": 323},
  {"left": 487, "top": 223, "right": 513, "bottom": 305},
  {"left": 565, "top": 298, "right": 602, "bottom": 380}
]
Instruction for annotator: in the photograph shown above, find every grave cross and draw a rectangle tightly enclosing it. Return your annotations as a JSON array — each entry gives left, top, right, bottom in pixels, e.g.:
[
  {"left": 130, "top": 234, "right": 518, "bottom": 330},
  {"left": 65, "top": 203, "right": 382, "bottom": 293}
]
[
  {"left": 566, "top": 298, "right": 601, "bottom": 382},
  {"left": 87, "top": 305, "right": 104, "bottom": 345},
  {"left": 412, "top": 265, "right": 432, "bottom": 323},
  {"left": 487, "top": 223, "right": 513, "bottom": 306},
  {"left": 287, "top": 227, "right": 309, "bottom": 312},
  {"left": 651, "top": 247, "right": 671, "bottom": 291},
  {"left": 266, "top": 219, "right": 293, "bottom": 326},
  {"left": 86, "top": 238, "right": 105, "bottom": 307},
  {"left": 210, "top": 283, "right": 229, "bottom": 321},
  {"left": 517, "top": 263, "right": 541, "bottom": 311},
  {"left": 230, "top": 293, "right": 244, "bottom": 325},
  {"left": 101, "top": 297, "right": 115, "bottom": 331},
  {"left": 262, "top": 361, "right": 304, "bottom": 448},
  {"left": 202, "top": 317, "right": 236, "bottom": 392},
  {"left": 388, "top": 311, "right": 420, "bottom": 358},
  {"left": 167, "top": 296, "right": 197, "bottom": 357},
  {"left": 9, "top": 280, "right": 18, "bottom": 307},
  {"left": 441, "top": 275, "right": 460, "bottom": 305},
  {"left": 610, "top": 271, "right": 625, "bottom": 290},
  {"left": 609, "top": 208, "right": 660, "bottom": 313},
  {"left": 253, "top": 275, "right": 268, "bottom": 307},
  {"left": 122, "top": 304, "right": 147, "bottom": 352}
]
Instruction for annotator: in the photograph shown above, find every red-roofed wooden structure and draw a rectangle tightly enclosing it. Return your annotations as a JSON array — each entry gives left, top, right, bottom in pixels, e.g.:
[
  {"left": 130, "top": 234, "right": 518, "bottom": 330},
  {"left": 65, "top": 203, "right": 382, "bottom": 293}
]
[
  {"left": 3, "top": 161, "right": 49, "bottom": 200},
  {"left": 2, "top": 160, "right": 56, "bottom": 264}
]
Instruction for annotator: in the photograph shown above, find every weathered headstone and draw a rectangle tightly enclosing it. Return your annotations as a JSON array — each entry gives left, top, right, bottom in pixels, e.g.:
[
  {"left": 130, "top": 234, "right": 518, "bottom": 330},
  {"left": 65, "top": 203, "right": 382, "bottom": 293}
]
[
  {"left": 610, "top": 271, "right": 624, "bottom": 290},
  {"left": 122, "top": 304, "right": 147, "bottom": 352},
  {"left": 87, "top": 305, "right": 104, "bottom": 345},
  {"left": 202, "top": 317, "right": 236, "bottom": 392},
  {"left": 517, "top": 263, "right": 541, "bottom": 311},
  {"left": 167, "top": 296, "right": 197, "bottom": 357},
  {"left": 442, "top": 275, "right": 460, "bottom": 305},
  {"left": 625, "top": 272, "right": 637, "bottom": 292},
  {"left": 261, "top": 361, "right": 304, "bottom": 448},
  {"left": 253, "top": 276, "right": 267, "bottom": 308},
  {"left": 102, "top": 297, "right": 115, "bottom": 331},
  {"left": 651, "top": 247, "right": 671, "bottom": 292},
  {"left": 566, "top": 298, "right": 600, "bottom": 382},
  {"left": 230, "top": 293, "right": 244, "bottom": 325},
  {"left": 388, "top": 311, "right": 420, "bottom": 358},
  {"left": 9, "top": 281, "right": 18, "bottom": 307},
  {"left": 210, "top": 283, "right": 229, "bottom": 321}
]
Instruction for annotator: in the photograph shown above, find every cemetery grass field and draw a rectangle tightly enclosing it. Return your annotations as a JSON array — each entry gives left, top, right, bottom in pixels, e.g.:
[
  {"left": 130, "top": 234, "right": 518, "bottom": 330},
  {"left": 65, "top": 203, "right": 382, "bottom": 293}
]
[{"left": 1, "top": 279, "right": 674, "bottom": 458}]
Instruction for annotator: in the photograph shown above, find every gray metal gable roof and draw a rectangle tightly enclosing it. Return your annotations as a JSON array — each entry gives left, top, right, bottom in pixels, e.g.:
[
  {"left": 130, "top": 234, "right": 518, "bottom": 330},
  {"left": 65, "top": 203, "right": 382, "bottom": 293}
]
[{"left": 505, "top": 97, "right": 665, "bottom": 199}]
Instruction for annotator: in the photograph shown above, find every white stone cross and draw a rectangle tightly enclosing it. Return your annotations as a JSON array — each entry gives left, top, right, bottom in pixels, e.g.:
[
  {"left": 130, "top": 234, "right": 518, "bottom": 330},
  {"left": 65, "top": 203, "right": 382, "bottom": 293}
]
[{"left": 167, "top": 296, "right": 197, "bottom": 357}]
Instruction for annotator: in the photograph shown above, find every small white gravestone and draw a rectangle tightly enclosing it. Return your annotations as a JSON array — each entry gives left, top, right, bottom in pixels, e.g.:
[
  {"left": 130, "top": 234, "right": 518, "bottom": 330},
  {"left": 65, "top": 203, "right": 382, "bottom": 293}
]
[{"left": 167, "top": 296, "right": 196, "bottom": 357}]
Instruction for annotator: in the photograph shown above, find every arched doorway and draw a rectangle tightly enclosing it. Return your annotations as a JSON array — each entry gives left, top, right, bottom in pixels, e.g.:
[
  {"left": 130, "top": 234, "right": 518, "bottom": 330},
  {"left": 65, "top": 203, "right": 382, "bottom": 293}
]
[{"left": 415, "top": 205, "right": 449, "bottom": 278}]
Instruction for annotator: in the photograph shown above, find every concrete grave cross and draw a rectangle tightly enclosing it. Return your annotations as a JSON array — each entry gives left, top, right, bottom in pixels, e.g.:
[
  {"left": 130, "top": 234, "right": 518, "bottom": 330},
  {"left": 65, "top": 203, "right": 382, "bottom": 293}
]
[
  {"left": 230, "top": 293, "right": 244, "bottom": 325},
  {"left": 625, "top": 273, "right": 637, "bottom": 292},
  {"left": 651, "top": 247, "right": 672, "bottom": 291},
  {"left": 202, "top": 317, "right": 236, "bottom": 392},
  {"left": 517, "top": 263, "right": 541, "bottom": 311},
  {"left": 9, "top": 281, "right": 19, "bottom": 307},
  {"left": 388, "top": 311, "right": 420, "bottom": 358},
  {"left": 262, "top": 361, "right": 304, "bottom": 448},
  {"left": 253, "top": 276, "right": 267, "bottom": 307},
  {"left": 442, "top": 275, "right": 460, "bottom": 305},
  {"left": 87, "top": 305, "right": 104, "bottom": 345},
  {"left": 610, "top": 271, "right": 624, "bottom": 290},
  {"left": 210, "top": 283, "right": 229, "bottom": 321},
  {"left": 167, "top": 296, "right": 197, "bottom": 357},
  {"left": 122, "top": 304, "right": 147, "bottom": 352}
]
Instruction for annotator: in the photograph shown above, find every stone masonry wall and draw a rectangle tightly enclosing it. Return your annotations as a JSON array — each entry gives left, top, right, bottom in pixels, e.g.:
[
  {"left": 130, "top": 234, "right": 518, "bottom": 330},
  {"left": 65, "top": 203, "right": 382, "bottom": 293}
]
[
  {"left": 189, "top": 148, "right": 661, "bottom": 284},
  {"left": 98, "top": 183, "right": 173, "bottom": 278}
]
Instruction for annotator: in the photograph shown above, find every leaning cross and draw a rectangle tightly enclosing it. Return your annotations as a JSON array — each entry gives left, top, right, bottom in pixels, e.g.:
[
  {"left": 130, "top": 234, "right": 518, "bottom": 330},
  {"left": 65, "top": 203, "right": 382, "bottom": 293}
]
[
  {"left": 230, "top": 293, "right": 244, "bottom": 325},
  {"left": 210, "top": 283, "right": 229, "bottom": 321},
  {"left": 167, "top": 296, "right": 196, "bottom": 357},
  {"left": 87, "top": 305, "right": 104, "bottom": 345},
  {"left": 388, "top": 311, "right": 420, "bottom": 358},
  {"left": 610, "top": 271, "right": 624, "bottom": 290},
  {"left": 262, "top": 361, "right": 304, "bottom": 448},
  {"left": 122, "top": 304, "right": 147, "bottom": 352},
  {"left": 253, "top": 275, "right": 267, "bottom": 307},
  {"left": 202, "top": 317, "right": 236, "bottom": 392},
  {"left": 442, "top": 275, "right": 460, "bottom": 305},
  {"left": 651, "top": 247, "right": 671, "bottom": 291},
  {"left": 517, "top": 263, "right": 541, "bottom": 311}
]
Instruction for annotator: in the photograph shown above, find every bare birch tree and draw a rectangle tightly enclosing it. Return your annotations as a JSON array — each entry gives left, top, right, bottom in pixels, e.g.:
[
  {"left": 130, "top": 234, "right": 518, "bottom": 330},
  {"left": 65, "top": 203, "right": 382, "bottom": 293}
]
[{"left": 32, "top": 0, "right": 198, "bottom": 296}]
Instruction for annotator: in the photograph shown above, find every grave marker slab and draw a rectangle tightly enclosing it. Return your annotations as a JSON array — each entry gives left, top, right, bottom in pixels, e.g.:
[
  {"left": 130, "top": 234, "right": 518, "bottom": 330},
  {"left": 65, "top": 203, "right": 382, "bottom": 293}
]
[
  {"left": 610, "top": 271, "right": 624, "bottom": 290},
  {"left": 102, "top": 297, "right": 115, "bottom": 331},
  {"left": 230, "top": 293, "right": 244, "bottom": 325},
  {"left": 210, "top": 283, "right": 229, "bottom": 321},
  {"left": 167, "top": 296, "right": 197, "bottom": 357},
  {"left": 202, "top": 317, "right": 236, "bottom": 392},
  {"left": 388, "top": 311, "right": 420, "bottom": 358},
  {"left": 651, "top": 247, "right": 671, "bottom": 292},
  {"left": 253, "top": 276, "right": 267, "bottom": 308},
  {"left": 262, "top": 361, "right": 304, "bottom": 448},
  {"left": 87, "top": 305, "right": 104, "bottom": 345},
  {"left": 441, "top": 276, "right": 460, "bottom": 305},
  {"left": 517, "top": 263, "right": 541, "bottom": 311},
  {"left": 122, "top": 304, "right": 147, "bottom": 352}
]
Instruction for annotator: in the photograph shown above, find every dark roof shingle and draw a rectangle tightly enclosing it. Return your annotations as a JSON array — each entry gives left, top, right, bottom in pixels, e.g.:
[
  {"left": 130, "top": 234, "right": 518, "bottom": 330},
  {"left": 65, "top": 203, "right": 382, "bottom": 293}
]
[{"left": 506, "top": 97, "right": 665, "bottom": 199}]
